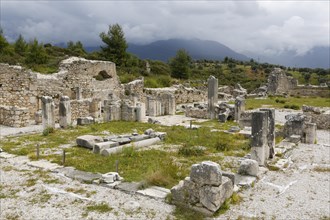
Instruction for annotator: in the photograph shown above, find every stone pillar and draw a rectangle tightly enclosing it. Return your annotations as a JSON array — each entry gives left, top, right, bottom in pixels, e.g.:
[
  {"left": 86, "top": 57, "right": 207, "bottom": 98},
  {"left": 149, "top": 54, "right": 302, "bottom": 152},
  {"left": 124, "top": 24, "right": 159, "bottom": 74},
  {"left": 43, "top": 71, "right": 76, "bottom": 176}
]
[
  {"left": 90, "top": 98, "right": 101, "bottom": 119},
  {"left": 260, "top": 108, "right": 275, "bottom": 158},
  {"left": 208, "top": 76, "right": 218, "bottom": 119},
  {"left": 41, "top": 96, "right": 55, "bottom": 129},
  {"left": 59, "top": 96, "right": 71, "bottom": 128},
  {"left": 136, "top": 102, "right": 146, "bottom": 122},
  {"left": 303, "top": 122, "right": 317, "bottom": 144},
  {"left": 75, "top": 87, "right": 82, "bottom": 100},
  {"left": 234, "top": 97, "right": 245, "bottom": 121},
  {"left": 251, "top": 111, "right": 269, "bottom": 166},
  {"left": 148, "top": 97, "right": 157, "bottom": 117}
]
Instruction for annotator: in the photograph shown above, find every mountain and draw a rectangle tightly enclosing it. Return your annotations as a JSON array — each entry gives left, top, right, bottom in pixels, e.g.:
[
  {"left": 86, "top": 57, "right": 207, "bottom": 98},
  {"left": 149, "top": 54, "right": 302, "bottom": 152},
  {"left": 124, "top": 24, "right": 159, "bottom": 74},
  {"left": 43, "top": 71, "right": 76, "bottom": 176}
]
[
  {"left": 246, "top": 46, "right": 330, "bottom": 69},
  {"left": 127, "top": 38, "right": 249, "bottom": 62}
]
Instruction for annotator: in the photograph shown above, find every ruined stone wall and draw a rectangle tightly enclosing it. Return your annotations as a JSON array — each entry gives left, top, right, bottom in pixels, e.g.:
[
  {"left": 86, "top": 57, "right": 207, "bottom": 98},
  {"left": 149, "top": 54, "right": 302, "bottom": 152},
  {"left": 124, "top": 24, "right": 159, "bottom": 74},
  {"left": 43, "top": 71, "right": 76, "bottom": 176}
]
[
  {"left": 267, "top": 68, "right": 298, "bottom": 95},
  {"left": 0, "top": 106, "right": 29, "bottom": 127},
  {"left": 145, "top": 84, "right": 206, "bottom": 104},
  {"left": 289, "top": 86, "right": 330, "bottom": 98},
  {"left": 123, "top": 78, "right": 144, "bottom": 101},
  {"left": 0, "top": 57, "right": 123, "bottom": 125},
  {"left": 70, "top": 100, "right": 92, "bottom": 121}
]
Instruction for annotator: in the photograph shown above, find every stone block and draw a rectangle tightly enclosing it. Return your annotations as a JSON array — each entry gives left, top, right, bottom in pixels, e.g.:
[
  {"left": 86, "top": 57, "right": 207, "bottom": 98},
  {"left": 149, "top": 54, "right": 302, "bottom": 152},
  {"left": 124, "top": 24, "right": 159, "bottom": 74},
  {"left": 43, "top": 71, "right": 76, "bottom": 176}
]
[
  {"left": 129, "top": 134, "right": 150, "bottom": 142},
  {"left": 77, "top": 116, "right": 94, "bottom": 125},
  {"left": 190, "top": 161, "right": 222, "bottom": 186},
  {"left": 110, "top": 137, "right": 131, "bottom": 145},
  {"left": 251, "top": 146, "right": 265, "bottom": 166},
  {"left": 199, "top": 176, "right": 233, "bottom": 212},
  {"left": 76, "top": 135, "right": 103, "bottom": 149},
  {"left": 238, "top": 159, "right": 259, "bottom": 177},
  {"left": 93, "top": 141, "right": 119, "bottom": 154}
]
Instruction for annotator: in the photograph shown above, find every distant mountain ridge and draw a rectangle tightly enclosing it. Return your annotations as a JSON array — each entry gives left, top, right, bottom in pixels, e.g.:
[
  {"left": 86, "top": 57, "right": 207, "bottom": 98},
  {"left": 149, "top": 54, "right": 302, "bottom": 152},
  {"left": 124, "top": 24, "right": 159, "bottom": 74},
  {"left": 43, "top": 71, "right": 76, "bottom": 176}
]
[{"left": 127, "top": 38, "right": 250, "bottom": 62}]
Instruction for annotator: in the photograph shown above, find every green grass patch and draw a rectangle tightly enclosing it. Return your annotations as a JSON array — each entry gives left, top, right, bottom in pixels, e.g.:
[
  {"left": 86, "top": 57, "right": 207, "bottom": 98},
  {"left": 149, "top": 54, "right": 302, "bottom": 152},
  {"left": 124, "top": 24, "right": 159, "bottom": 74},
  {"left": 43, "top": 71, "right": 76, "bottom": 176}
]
[
  {"left": 85, "top": 202, "right": 113, "bottom": 213},
  {"left": 1, "top": 121, "right": 250, "bottom": 188}
]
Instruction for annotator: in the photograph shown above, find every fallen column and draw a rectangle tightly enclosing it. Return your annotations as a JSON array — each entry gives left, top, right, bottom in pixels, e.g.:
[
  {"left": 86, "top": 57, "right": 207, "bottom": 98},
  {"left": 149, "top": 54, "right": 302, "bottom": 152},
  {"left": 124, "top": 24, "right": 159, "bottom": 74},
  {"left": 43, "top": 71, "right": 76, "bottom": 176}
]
[{"left": 101, "top": 137, "right": 161, "bottom": 156}]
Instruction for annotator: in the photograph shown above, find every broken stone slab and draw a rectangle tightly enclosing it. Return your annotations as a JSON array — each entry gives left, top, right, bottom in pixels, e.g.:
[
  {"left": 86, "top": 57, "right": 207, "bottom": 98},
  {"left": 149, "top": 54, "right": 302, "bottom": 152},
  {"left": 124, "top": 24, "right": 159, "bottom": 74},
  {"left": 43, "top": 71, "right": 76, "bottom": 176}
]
[
  {"left": 110, "top": 137, "right": 131, "bottom": 145},
  {"left": 235, "top": 174, "right": 257, "bottom": 188},
  {"left": 27, "top": 160, "right": 62, "bottom": 171},
  {"left": 77, "top": 116, "right": 94, "bottom": 125},
  {"left": 137, "top": 186, "right": 170, "bottom": 199},
  {"left": 116, "top": 182, "right": 140, "bottom": 193},
  {"left": 238, "top": 159, "right": 259, "bottom": 177},
  {"left": 272, "top": 158, "right": 290, "bottom": 170},
  {"left": 93, "top": 141, "right": 119, "bottom": 154},
  {"left": 101, "top": 172, "right": 123, "bottom": 183},
  {"left": 58, "top": 167, "right": 102, "bottom": 183},
  {"left": 129, "top": 134, "right": 150, "bottom": 142},
  {"left": 101, "top": 137, "right": 161, "bottom": 156},
  {"left": 222, "top": 171, "right": 235, "bottom": 185},
  {"left": 76, "top": 135, "right": 103, "bottom": 149},
  {"left": 190, "top": 161, "right": 222, "bottom": 186},
  {"left": 199, "top": 176, "right": 233, "bottom": 212},
  {"left": 286, "top": 135, "right": 301, "bottom": 144}
]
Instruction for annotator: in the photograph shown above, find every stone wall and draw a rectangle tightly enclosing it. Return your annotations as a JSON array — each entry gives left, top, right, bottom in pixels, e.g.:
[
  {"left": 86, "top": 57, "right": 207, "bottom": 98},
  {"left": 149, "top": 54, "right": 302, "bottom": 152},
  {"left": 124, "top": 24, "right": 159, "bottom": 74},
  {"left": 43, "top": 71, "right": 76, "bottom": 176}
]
[
  {"left": 0, "top": 57, "right": 123, "bottom": 126},
  {"left": 289, "top": 85, "right": 330, "bottom": 98},
  {"left": 0, "top": 105, "right": 29, "bottom": 127},
  {"left": 145, "top": 84, "right": 206, "bottom": 104},
  {"left": 266, "top": 68, "right": 329, "bottom": 97}
]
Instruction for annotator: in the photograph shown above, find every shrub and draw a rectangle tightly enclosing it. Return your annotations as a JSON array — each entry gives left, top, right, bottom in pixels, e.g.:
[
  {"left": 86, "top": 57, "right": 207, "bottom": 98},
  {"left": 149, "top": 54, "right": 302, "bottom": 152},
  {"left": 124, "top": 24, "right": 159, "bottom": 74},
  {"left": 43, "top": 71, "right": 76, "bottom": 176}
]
[
  {"left": 290, "top": 104, "right": 300, "bottom": 110},
  {"left": 178, "top": 145, "right": 205, "bottom": 157},
  {"left": 42, "top": 127, "right": 55, "bottom": 136}
]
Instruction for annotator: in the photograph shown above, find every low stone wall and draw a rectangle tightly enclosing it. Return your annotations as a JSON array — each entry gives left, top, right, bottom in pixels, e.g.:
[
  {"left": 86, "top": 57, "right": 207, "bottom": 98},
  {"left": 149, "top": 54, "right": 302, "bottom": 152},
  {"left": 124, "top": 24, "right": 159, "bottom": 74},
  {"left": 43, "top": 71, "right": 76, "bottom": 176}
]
[
  {"left": 185, "top": 106, "right": 208, "bottom": 119},
  {"left": 302, "top": 105, "right": 330, "bottom": 129},
  {"left": 0, "top": 105, "right": 29, "bottom": 127},
  {"left": 145, "top": 84, "right": 206, "bottom": 104},
  {"left": 289, "top": 85, "right": 330, "bottom": 98}
]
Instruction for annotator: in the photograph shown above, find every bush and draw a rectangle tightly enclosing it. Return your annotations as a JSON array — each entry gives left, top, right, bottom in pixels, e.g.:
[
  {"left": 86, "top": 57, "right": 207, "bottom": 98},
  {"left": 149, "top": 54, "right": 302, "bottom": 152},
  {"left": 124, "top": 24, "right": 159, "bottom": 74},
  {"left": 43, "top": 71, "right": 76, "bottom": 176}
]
[
  {"left": 42, "top": 127, "right": 55, "bottom": 136},
  {"left": 290, "top": 104, "right": 300, "bottom": 110},
  {"left": 178, "top": 145, "right": 205, "bottom": 157}
]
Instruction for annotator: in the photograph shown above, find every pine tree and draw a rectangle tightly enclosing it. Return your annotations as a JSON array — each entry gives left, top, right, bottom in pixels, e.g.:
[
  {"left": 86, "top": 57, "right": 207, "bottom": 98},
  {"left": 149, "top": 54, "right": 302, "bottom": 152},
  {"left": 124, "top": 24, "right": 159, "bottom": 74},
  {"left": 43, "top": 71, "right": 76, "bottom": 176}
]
[
  {"left": 14, "top": 34, "right": 28, "bottom": 55},
  {"left": 0, "top": 28, "right": 9, "bottom": 53},
  {"left": 99, "top": 24, "right": 128, "bottom": 66},
  {"left": 169, "top": 49, "right": 191, "bottom": 79},
  {"left": 25, "top": 39, "right": 48, "bottom": 65}
]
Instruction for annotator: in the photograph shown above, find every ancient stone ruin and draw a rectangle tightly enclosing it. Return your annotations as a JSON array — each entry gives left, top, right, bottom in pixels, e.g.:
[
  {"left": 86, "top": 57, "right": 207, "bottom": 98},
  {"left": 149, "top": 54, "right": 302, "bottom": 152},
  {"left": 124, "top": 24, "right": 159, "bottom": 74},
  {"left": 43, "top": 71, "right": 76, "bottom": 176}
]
[
  {"left": 171, "top": 161, "right": 233, "bottom": 215},
  {"left": 76, "top": 129, "right": 166, "bottom": 156}
]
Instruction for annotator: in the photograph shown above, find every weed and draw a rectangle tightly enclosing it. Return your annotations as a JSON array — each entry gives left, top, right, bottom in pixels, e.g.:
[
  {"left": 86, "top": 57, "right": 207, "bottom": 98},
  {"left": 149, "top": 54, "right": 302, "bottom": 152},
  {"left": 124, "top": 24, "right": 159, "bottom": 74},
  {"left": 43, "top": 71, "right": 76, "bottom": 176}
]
[
  {"left": 85, "top": 202, "right": 113, "bottom": 213},
  {"left": 313, "top": 166, "right": 330, "bottom": 172},
  {"left": 178, "top": 145, "right": 205, "bottom": 157}
]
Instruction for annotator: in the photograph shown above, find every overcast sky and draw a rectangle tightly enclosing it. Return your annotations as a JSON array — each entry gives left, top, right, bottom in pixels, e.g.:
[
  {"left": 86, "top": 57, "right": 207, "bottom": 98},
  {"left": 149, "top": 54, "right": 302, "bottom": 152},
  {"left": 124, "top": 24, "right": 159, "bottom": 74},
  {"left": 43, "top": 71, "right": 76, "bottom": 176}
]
[{"left": 1, "top": 0, "right": 329, "bottom": 56}]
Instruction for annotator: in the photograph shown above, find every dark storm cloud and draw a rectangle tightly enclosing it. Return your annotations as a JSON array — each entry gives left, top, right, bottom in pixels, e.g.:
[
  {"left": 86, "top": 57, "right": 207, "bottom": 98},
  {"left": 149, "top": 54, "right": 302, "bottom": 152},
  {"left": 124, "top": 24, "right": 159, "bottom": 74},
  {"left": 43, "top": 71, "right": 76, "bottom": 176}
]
[{"left": 1, "top": 1, "right": 329, "bottom": 55}]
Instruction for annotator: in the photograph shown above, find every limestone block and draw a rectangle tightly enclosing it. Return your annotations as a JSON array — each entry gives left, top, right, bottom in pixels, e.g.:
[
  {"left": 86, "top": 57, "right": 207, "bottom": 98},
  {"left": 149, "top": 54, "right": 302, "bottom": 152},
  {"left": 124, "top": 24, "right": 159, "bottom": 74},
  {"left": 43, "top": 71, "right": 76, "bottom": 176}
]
[
  {"left": 303, "top": 122, "right": 317, "bottom": 144},
  {"left": 251, "top": 146, "right": 265, "bottom": 166},
  {"left": 199, "top": 176, "right": 233, "bottom": 212},
  {"left": 238, "top": 159, "right": 259, "bottom": 177},
  {"left": 183, "top": 177, "right": 200, "bottom": 204},
  {"left": 93, "top": 141, "right": 119, "bottom": 154},
  {"left": 76, "top": 135, "right": 103, "bottom": 149},
  {"left": 171, "top": 180, "right": 186, "bottom": 203},
  {"left": 190, "top": 161, "right": 222, "bottom": 186},
  {"left": 77, "top": 116, "right": 94, "bottom": 125}
]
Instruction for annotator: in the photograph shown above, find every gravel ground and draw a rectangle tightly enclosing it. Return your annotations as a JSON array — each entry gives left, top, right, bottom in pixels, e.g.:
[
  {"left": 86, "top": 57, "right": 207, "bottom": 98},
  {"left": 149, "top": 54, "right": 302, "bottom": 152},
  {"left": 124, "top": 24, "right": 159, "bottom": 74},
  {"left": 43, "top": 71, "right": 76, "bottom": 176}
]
[
  {"left": 1, "top": 111, "right": 329, "bottom": 219},
  {"left": 221, "top": 129, "right": 330, "bottom": 220},
  {"left": 0, "top": 155, "right": 174, "bottom": 220}
]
